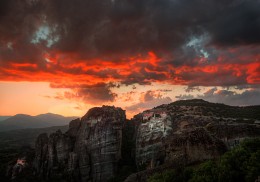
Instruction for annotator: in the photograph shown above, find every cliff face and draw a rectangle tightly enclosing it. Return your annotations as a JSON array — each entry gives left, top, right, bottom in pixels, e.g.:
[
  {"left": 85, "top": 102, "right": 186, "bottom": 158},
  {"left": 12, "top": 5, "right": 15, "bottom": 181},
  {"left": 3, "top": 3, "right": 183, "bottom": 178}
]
[
  {"left": 34, "top": 106, "right": 126, "bottom": 181},
  {"left": 134, "top": 100, "right": 260, "bottom": 172},
  {"left": 17, "top": 100, "right": 260, "bottom": 182},
  {"left": 135, "top": 108, "right": 227, "bottom": 170}
]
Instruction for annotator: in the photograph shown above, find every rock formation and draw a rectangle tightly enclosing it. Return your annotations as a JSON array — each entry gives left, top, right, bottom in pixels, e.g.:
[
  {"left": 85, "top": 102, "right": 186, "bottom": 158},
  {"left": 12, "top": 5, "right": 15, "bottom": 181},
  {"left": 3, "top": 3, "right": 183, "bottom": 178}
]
[
  {"left": 125, "top": 99, "right": 260, "bottom": 181},
  {"left": 134, "top": 107, "right": 227, "bottom": 170},
  {"left": 9, "top": 100, "right": 260, "bottom": 182},
  {"left": 6, "top": 146, "right": 35, "bottom": 181},
  {"left": 34, "top": 106, "right": 126, "bottom": 181}
]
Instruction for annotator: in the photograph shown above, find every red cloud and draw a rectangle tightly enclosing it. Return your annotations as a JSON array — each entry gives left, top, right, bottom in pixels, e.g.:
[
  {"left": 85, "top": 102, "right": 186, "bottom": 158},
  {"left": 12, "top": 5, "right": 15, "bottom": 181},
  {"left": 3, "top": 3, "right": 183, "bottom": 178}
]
[{"left": 1, "top": 49, "right": 259, "bottom": 88}]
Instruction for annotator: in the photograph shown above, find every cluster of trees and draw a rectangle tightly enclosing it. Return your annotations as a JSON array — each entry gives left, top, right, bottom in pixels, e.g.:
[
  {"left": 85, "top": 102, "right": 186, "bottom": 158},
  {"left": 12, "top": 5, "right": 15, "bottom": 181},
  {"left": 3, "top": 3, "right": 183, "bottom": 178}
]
[{"left": 148, "top": 138, "right": 260, "bottom": 182}]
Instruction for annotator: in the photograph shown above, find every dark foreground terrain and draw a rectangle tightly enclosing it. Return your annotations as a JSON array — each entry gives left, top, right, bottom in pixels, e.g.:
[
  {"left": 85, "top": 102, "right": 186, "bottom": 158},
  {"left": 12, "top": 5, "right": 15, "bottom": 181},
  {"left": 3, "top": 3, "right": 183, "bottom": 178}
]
[
  {"left": 0, "top": 125, "right": 69, "bottom": 181},
  {"left": 2, "top": 99, "right": 260, "bottom": 181}
]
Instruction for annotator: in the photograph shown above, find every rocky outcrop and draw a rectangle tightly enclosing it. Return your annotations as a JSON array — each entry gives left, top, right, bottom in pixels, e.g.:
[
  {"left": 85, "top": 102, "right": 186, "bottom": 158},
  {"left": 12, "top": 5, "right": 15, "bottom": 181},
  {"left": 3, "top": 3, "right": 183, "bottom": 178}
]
[
  {"left": 128, "top": 100, "right": 260, "bottom": 181},
  {"left": 206, "top": 123, "right": 260, "bottom": 149},
  {"left": 26, "top": 100, "right": 260, "bottom": 182},
  {"left": 135, "top": 108, "right": 227, "bottom": 170},
  {"left": 34, "top": 106, "right": 126, "bottom": 181},
  {"left": 34, "top": 133, "right": 49, "bottom": 177},
  {"left": 8, "top": 158, "right": 28, "bottom": 180},
  {"left": 6, "top": 146, "right": 35, "bottom": 181}
]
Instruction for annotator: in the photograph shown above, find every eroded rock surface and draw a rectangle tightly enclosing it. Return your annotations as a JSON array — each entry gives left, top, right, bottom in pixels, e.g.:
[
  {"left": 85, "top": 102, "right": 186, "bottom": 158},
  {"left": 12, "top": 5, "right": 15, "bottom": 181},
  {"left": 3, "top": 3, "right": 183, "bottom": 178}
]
[
  {"left": 30, "top": 100, "right": 260, "bottom": 182},
  {"left": 34, "top": 106, "right": 126, "bottom": 181},
  {"left": 134, "top": 100, "right": 260, "bottom": 172}
]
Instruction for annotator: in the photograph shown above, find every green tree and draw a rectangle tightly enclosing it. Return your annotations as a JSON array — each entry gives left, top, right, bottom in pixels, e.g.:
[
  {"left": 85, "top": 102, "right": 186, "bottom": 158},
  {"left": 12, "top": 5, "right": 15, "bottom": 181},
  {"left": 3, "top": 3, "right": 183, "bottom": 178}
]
[
  {"left": 148, "top": 139, "right": 260, "bottom": 182},
  {"left": 189, "top": 161, "right": 217, "bottom": 182}
]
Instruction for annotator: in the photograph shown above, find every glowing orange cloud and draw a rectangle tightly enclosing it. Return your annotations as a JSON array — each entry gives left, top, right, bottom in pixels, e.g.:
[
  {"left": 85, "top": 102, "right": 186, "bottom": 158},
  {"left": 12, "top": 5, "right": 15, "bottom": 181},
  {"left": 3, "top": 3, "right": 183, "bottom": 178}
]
[{"left": 0, "top": 49, "right": 259, "bottom": 89}]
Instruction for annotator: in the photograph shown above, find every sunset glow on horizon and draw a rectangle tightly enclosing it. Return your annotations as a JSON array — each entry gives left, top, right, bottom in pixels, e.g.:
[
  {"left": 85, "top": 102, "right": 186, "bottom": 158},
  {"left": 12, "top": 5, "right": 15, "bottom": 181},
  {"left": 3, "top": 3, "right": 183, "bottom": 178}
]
[{"left": 0, "top": 0, "right": 259, "bottom": 119}]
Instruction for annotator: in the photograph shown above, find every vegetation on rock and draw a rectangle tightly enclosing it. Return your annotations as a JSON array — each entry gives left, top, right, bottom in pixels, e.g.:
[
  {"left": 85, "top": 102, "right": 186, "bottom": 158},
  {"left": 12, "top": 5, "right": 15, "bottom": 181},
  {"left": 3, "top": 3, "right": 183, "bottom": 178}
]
[{"left": 148, "top": 138, "right": 260, "bottom": 182}]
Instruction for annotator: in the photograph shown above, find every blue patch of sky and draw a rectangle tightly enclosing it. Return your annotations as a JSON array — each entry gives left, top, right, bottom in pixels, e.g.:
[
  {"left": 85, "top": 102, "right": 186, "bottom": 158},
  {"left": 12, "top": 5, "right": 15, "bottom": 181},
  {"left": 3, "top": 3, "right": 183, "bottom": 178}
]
[
  {"left": 186, "top": 34, "right": 210, "bottom": 59},
  {"left": 31, "top": 25, "right": 60, "bottom": 47}
]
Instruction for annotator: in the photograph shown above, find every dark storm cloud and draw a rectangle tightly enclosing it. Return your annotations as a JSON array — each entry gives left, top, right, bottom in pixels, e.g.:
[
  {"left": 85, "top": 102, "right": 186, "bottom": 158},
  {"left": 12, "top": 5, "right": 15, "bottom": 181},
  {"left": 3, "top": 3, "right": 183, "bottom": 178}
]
[
  {"left": 50, "top": 82, "right": 117, "bottom": 104},
  {"left": 207, "top": 0, "right": 260, "bottom": 46},
  {"left": 0, "top": 0, "right": 45, "bottom": 63},
  {"left": 0, "top": 0, "right": 259, "bottom": 95},
  {"left": 1, "top": 0, "right": 259, "bottom": 62},
  {"left": 185, "top": 86, "right": 201, "bottom": 93},
  {"left": 122, "top": 67, "right": 168, "bottom": 85},
  {"left": 46, "top": 0, "right": 260, "bottom": 57},
  {"left": 178, "top": 66, "right": 249, "bottom": 86}
]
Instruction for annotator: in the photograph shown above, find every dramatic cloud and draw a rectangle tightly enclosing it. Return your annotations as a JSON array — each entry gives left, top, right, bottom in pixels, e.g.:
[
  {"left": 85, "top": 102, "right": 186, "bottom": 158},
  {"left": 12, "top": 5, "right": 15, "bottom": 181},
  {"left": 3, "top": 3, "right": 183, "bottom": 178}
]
[
  {"left": 126, "top": 90, "right": 172, "bottom": 113},
  {"left": 185, "top": 86, "right": 201, "bottom": 93},
  {"left": 0, "top": 0, "right": 259, "bottom": 105},
  {"left": 50, "top": 82, "right": 117, "bottom": 104},
  {"left": 176, "top": 87, "right": 260, "bottom": 106}
]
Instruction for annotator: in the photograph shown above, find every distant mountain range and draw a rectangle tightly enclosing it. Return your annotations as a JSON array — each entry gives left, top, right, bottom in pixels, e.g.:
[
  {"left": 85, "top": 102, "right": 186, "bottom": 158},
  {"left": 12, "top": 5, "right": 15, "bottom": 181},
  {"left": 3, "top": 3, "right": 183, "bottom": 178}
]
[{"left": 0, "top": 113, "right": 78, "bottom": 132}]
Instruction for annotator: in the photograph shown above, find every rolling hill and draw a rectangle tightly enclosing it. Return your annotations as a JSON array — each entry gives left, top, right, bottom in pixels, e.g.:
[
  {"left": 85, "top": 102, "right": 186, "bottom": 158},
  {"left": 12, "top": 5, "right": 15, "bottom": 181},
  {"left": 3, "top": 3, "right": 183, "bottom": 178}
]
[{"left": 0, "top": 113, "right": 77, "bottom": 132}]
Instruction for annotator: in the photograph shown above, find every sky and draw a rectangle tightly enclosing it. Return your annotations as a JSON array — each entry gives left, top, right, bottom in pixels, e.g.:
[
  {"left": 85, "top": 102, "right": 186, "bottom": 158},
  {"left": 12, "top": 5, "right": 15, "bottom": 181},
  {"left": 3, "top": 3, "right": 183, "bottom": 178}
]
[{"left": 0, "top": 0, "right": 259, "bottom": 118}]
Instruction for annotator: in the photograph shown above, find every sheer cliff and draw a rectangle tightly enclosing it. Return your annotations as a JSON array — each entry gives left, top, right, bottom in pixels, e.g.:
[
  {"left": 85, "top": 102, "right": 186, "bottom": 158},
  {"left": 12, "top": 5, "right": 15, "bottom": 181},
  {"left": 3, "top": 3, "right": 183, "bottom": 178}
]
[
  {"left": 34, "top": 106, "right": 126, "bottom": 181},
  {"left": 7, "top": 100, "right": 260, "bottom": 182},
  {"left": 125, "top": 99, "right": 260, "bottom": 181}
]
